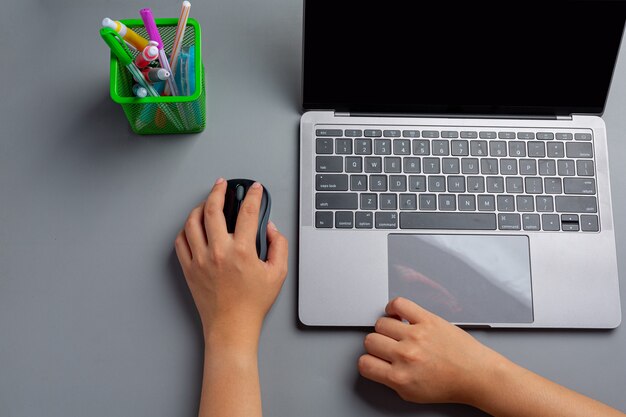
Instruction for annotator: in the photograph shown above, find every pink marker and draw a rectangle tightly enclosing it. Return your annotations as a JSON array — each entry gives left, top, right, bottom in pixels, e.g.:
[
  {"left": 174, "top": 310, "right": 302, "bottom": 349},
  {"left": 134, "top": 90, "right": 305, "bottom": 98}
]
[{"left": 135, "top": 41, "right": 159, "bottom": 69}]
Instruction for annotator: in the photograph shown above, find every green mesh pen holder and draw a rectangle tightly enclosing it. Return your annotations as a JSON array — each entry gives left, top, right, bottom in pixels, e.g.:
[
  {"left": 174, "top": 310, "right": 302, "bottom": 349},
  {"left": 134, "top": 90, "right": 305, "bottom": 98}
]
[{"left": 109, "top": 18, "right": 205, "bottom": 135}]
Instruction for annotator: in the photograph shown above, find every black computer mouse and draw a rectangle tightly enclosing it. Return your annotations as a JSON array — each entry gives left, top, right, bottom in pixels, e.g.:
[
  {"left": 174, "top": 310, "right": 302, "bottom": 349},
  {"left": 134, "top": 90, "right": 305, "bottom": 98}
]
[{"left": 223, "top": 179, "right": 271, "bottom": 261}]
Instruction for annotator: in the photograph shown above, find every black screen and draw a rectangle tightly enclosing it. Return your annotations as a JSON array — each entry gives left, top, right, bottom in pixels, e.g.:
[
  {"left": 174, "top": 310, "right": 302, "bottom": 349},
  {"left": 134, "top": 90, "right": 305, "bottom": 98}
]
[{"left": 303, "top": 1, "right": 626, "bottom": 116}]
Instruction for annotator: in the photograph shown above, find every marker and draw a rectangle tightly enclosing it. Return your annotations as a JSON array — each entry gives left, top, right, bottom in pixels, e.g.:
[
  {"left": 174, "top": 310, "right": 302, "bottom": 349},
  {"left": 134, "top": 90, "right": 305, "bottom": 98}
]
[
  {"left": 140, "top": 8, "right": 179, "bottom": 96},
  {"left": 135, "top": 41, "right": 159, "bottom": 69},
  {"left": 102, "top": 18, "right": 149, "bottom": 51},
  {"left": 132, "top": 84, "right": 148, "bottom": 98},
  {"left": 142, "top": 67, "right": 171, "bottom": 82},
  {"left": 165, "top": 1, "right": 191, "bottom": 95}
]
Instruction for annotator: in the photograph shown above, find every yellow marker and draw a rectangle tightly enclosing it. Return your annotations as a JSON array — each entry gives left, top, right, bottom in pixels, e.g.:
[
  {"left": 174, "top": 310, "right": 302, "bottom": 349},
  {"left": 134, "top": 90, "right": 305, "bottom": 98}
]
[{"left": 102, "top": 18, "right": 149, "bottom": 51}]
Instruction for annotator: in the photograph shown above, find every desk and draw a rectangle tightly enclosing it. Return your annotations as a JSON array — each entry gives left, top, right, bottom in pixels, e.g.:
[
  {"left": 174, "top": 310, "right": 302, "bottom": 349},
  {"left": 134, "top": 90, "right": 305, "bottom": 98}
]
[{"left": 0, "top": 1, "right": 624, "bottom": 416}]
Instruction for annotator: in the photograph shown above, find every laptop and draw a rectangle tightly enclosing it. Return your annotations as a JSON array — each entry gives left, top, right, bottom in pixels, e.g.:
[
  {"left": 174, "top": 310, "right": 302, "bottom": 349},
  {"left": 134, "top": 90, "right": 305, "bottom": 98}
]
[{"left": 298, "top": 0, "right": 625, "bottom": 328}]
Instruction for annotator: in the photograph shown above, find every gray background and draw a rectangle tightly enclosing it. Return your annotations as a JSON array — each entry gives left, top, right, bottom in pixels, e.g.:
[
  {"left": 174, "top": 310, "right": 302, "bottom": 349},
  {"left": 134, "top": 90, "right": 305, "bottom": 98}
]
[{"left": 0, "top": 0, "right": 625, "bottom": 416}]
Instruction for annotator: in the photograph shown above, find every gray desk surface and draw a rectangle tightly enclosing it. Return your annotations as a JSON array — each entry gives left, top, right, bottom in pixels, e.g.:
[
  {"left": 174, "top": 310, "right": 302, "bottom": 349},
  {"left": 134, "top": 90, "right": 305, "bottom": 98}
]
[{"left": 1, "top": 1, "right": 625, "bottom": 416}]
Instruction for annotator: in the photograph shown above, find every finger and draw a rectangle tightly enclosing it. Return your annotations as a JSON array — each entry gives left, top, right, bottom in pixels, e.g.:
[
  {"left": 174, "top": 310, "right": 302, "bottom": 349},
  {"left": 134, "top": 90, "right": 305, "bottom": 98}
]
[
  {"left": 234, "top": 182, "right": 263, "bottom": 244},
  {"left": 204, "top": 178, "right": 229, "bottom": 244},
  {"left": 358, "top": 354, "right": 392, "bottom": 386},
  {"left": 265, "top": 222, "right": 288, "bottom": 275},
  {"left": 363, "top": 332, "right": 397, "bottom": 363},
  {"left": 184, "top": 205, "right": 208, "bottom": 256},
  {"left": 385, "top": 297, "right": 428, "bottom": 325},
  {"left": 374, "top": 316, "right": 409, "bottom": 341},
  {"left": 174, "top": 229, "right": 192, "bottom": 264}
]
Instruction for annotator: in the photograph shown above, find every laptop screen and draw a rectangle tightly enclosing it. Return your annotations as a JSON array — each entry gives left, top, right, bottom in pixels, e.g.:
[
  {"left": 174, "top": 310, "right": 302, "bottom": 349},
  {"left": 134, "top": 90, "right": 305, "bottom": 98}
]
[{"left": 302, "top": 1, "right": 626, "bottom": 116}]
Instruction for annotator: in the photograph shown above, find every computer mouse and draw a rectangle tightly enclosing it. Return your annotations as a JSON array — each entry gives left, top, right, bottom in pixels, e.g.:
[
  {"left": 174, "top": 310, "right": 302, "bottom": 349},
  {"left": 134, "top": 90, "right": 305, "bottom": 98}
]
[{"left": 223, "top": 179, "right": 271, "bottom": 261}]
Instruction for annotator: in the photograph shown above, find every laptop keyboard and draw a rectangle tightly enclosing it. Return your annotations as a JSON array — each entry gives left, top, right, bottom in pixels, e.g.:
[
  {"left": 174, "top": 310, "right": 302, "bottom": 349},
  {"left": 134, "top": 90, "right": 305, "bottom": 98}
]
[{"left": 313, "top": 126, "right": 600, "bottom": 232}]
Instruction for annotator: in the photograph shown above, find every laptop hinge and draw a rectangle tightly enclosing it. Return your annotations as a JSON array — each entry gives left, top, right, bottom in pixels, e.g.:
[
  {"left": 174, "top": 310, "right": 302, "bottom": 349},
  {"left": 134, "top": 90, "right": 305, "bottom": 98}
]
[
  {"left": 556, "top": 115, "right": 573, "bottom": 121},
  {"left": 337, "top": 111, "right": 572, "bottom": 120},
  {"left": 334, "top": 111, "right": 350, "bottom": 117}
]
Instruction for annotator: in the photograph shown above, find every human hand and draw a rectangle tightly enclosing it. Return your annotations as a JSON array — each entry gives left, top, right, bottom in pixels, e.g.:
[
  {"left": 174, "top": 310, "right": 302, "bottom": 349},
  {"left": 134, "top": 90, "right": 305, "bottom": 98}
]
[
  {"left": 174, "top": 178, "right": 289, "bottom": 349},
  {"left": 358, "top": 297, "right": 506, "bottom": 406}
]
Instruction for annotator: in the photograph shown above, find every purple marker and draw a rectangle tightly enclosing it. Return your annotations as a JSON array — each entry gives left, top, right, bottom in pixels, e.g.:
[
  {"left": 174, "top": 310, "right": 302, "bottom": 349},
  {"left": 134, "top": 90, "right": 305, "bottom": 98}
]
[{"left": 139, "top": 8, "right": 179, "bottom": 96}]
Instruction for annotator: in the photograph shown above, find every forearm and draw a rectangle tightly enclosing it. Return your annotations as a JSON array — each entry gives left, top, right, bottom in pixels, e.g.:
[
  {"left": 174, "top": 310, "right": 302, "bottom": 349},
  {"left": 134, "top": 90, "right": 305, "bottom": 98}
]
[
  {"left": 198, "top": 327, "right": 263, "bottom": 417},
  {"left": 470, "top": 355, "right": 625, "bottom": 417}
]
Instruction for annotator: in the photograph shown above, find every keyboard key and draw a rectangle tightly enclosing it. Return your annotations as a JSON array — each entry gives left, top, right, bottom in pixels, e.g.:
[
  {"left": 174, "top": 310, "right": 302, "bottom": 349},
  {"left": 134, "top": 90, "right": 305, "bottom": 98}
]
[
  {"left": 500, "top": 159, "right": 518, "bottom": 175},
  {"left": 316, "top": 193, "right": 358, "bottom": 209},
  {"left": 364, "top": 156, "right": 382, "bottom": 173},
  {"left": 432, "top": 140, "right": 450, "bottom": 155},
  {"left": 393, "top": 139, "right": 411, "bottom": 155},
  {"left": 525, "top": 177, "right": 543, "bottom": 194},
  {"left": 470, "top": 140, "right": 488, "bottom": 156},
  {"left": 439, "top": 195, "right": 456, "bottom": 211},
  {"left": 566, "top": 142, "right": 593, "bottom": 158},
  {"left": 403, "top": 157, "right": 421, "bottom": 173},
  {"left": 442, "top": 158, "right": 460, "bottom": 174},
  {"left": 505, "top": 177, "right": 523, "bottom": 193},
  {"left": 316, "top": 156, "right": 343, "bottom": 172},
  {"left": 384, "top": 157, "right": 402, "bottom": 173},
  {"left": 364, "top": 129, "right": 382, "bottom": 137},
  {"left": 316, "top": 129, "right": 342, "bottom": 137},
  {"left": 574, "top": 132, "right": 592, "bottom": 141},
  {"left": 537, "top": 132, "right": 554, "bottom": 140},
  {"left": 380, "top": 194, "right": 397, "bottom": 210},
  {"left": 498, "top": 213, "right": 521, "bottom": 230},
  {"left": 517, "top": 195, "right": 535, "bottom": 212},
  {"left": 428, "top": 176, "right": 446, "bottom": 192},
  {"left": 350, "top": 175, "right": 368, "bottom": 191},
  {"left": 360, "top": 194, "right": 378, "bottom": 210},
  {"left": 564, "top": 178, "right": 596, "bottom": 195},
  {"left": 451, "top": 140, "right": 469, "bottom": 156},
  {"left": 486, "top": 176, "right": 504, "bottom": 193},
  {"left": 458, "top": 195, "right": 476, "bottom": 211},
  {"left": 490, "top": 141, "right": 507, "bottom": 156},
  {"left": 399, "top": 194, "right": 417, "bottom": 210},
  {"left": 519, "top": 159, "right": 537, "bottom": 175},
  {"left": 383, "top": 130, "right": 401, "bottom": 137},
  {"left": 315, "top": 211, "right": 333, "bottom": 228},
  {"left": 557, "top": 159, "right": 576, "bottom": 176},
  {"left": 542, "top": 214, "right": 560, "bottom": 231},
  {"left": 316, "top": 174, "right": 348, "bottom": 191},
  {"left": 389, "top": 175, "right": 407, "bottom": 191},
  {"left": 539, "top": 159, "right": 557, "bottom": 176},
  {"left": 528, "top": 142, "right": 546, "bottom": 157},
  {"left": 345, "top": 156, "right": 363, "bottom": 173},
  {"left": 517, "top": 132, "right": 535, "bottom": 140},
  {"left": 447, "top": 176, "right": 466, "bottom": 192},
  {"left": 335, "top": 138, "right": 352, "bottom": 154},
  {"left": 408, "top": 175, "right": 427, "bottom": 192},
  {"left": 316, "top": 138, "right": 333, "bottom": 154},
  {"left": 344, "top": 129, "right": 362, "bottom": 137},
  {"left": 355, "top": 211, "right": 374, "bottom": 229},
  {"left": 423, "top": 158, "right": 441, "bottom": 174},
  {"left": 523, "top": 214, "right": 541, "bottom": 231},
  {"left": 555, "top": 196, "right": 597, "bottom": 213},
  {"left": 374, "top": 139, "right": 391, "bottom": 155},
  {"left": 412, "top": 139, "right": 430, "bottom": 155},
  {"left": 547, "top": 142, "right": 565, "bottom": 158},
  {"left": 479, "top": 131, "right": 497, "bottom": 139},
  {"left": 580, "top": 215, "right": 599, "bottom": 232},
  {"left": 355, "top": 139, "right": 372, "bottom": 155},
  {"left": 508, "top": 142, "right": 526, "bottom": 157},
  {"left": 544, "top": 178, "right": 562, "bottom": 194},
  {"left": 403, "top": 130, "right": 420, "bottom": 138},
  {"left": 576, "top": 160, "right": 594, "bottom": 176},
  {"left": 400, "top": 212, "right": 497, "bottom": 230},
  {"left": 376, "top": 212, "right": 398, "bottom": 229},
  {"left": 498, "top": 131, "right": 516, "bottom": 139},
  {"left": 467, "top": 177, "right": 485, "bottom": 192},
  {"left": 497, "top": 195, "right": 515, "bottom": 212},
  {"left": 441, "top": 130, "right": 459, "bottom": 138},
  {"left": 370, "top": 175, "right": 388, "bottom": 191},
  {"left": 422, "top": 130, "right": 439, "bottom": 138},
  {"left": 536, "top": 196, "right": 554, "bottom": 212},
  {"left": 478, "top": 195, "right": 496, "bottom": 211},
  {"left": 461, "top": 158, "right": 479, "bottom": 174},
  {"left": 461, "top": 131, "right": 478, "bottom": 139},
  {"left": 335, "top": 211, "right": 354, "bottom": 228},
  {"left": 561, "top": 214, "right": 580, "bottom": 232},
  {"left": 556, "top": 133, "right": 573, "bottom": 140},
  {"left": 419, "top": 194, "right": 437, "bottom": 210},
  {"left": 481, "top": 158, "right": 498, "bottom": 174}
]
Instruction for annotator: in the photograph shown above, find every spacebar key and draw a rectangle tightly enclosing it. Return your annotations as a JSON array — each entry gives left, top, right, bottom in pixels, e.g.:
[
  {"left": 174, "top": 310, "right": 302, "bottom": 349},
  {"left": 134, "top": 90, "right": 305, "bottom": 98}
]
[
  {"left": 400, "top": 213, "right": 497, "bottom": 230},
  {"left": 316, "top": 193, "right": 358, "bottom": 209}
]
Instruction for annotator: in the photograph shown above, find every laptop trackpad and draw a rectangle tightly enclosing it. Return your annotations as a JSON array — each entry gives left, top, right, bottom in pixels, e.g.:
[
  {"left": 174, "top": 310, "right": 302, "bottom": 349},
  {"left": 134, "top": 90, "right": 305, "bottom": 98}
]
[{"left": 388, "top": 234, "right": 533, "bottom": 324}]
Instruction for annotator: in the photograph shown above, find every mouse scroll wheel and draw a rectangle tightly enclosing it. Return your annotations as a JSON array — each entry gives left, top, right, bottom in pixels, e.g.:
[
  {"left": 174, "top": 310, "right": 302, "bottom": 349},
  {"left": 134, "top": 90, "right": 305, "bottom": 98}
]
[{"left": 236, "top": 184, "right": 245, "bottom": 201}]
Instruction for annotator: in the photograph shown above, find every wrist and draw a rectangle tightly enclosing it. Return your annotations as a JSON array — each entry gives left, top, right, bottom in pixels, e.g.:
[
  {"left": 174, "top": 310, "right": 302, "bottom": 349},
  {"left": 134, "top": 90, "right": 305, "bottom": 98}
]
[
  {"left": 203, "top": 317, "right": 263, "bottom": 355},
  {"left": 463, "top": 351, "right": 518, "bottom": 411}
]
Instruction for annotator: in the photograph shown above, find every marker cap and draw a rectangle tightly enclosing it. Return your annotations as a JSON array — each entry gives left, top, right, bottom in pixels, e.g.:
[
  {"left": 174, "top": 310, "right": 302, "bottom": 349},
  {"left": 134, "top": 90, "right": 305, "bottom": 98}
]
[{"left": 139, "top": 8, "right": 163, "bottom": 49}]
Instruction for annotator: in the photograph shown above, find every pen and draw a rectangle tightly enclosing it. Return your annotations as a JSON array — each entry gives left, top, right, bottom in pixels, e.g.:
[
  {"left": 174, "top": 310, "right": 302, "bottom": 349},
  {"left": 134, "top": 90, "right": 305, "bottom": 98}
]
[
  {"left": 142, "top": 67, "right": 171, "bottom": 82},
  {"left": 102, "top": 18, "right": 149, "bottom": 51},
  {"left": 165, "top": 1, "right": 191, "bottom": 95},
  {"left": 135, "top": 41, "right": 159, "bottom": 69},
  {"left": 100, "top": 28, "right": 183, "bottom": 130},
  {"left": 140, "top": 8, "right": 179, "bottom": 96}
]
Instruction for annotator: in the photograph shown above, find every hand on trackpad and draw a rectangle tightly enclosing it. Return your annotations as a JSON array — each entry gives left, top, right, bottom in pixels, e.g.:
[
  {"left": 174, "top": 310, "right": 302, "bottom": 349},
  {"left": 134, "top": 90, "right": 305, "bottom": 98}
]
[{"left": 387, "top": 234, "right": 533, "bottom": 324}]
